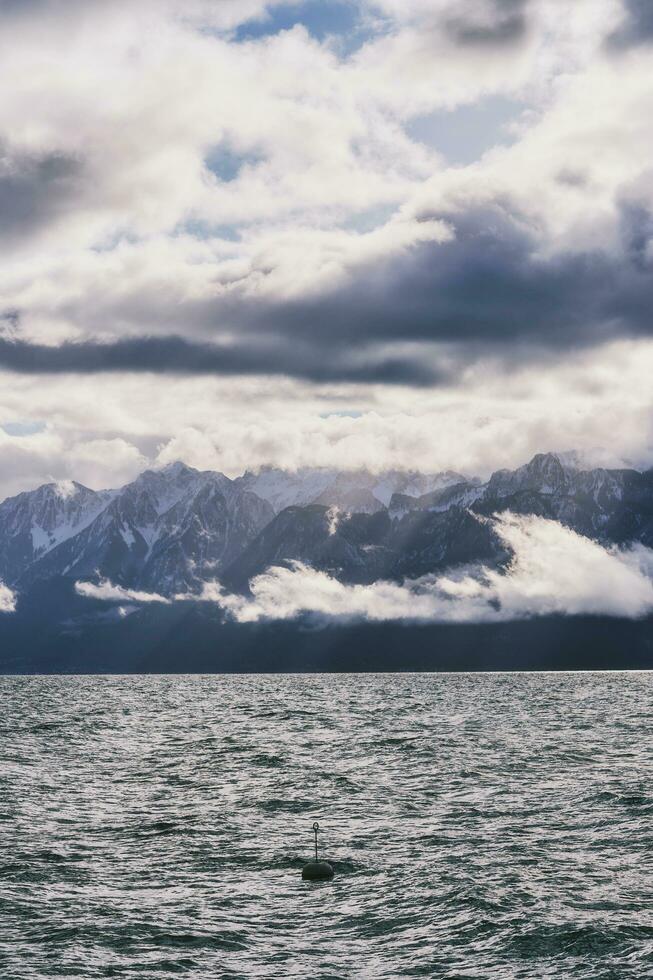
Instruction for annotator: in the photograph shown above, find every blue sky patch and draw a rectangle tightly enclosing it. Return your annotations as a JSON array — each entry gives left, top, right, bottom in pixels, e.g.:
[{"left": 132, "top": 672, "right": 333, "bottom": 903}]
[
  {"left": 235, "top": 0, "right": 370, "bottom": 54},
  {"left": 406, "top": 96, "right": 526, "bottom": 166},
  {"left": 342, "top": 203, "right": 397, "bottom": 234},
  {"left": 2, "top": 420, "right": 46, "bottom": 437},
  {"left": 177, "top": 219, "right": 241, "bottom": 242},
  {"left": 205, "top": 144, "right": 263, "bottom": 183}
]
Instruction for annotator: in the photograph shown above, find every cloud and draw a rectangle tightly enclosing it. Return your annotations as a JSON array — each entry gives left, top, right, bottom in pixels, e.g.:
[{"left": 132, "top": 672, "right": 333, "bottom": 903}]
[
  {"left": 75, "top": 579, "right": 170, "bottom": 604},
  {"left": 214, "top": 514, "right": 653, "bottom": 623},
  {"left": 0, "top": 422, "right": 146, "bottom": 499},
  {"left": 0, "top": 0, "right": 646, "bottom": 389},
  {"left": 1, "top": 333, "right": 652, "bottom": 503},
  {"left": 0, "top": 334, "right": 444, "bottom": 386},
  {"left": 0, "top": 147, "right": 85, "bottom": 245},
  {"left": 0, "top": 580, "right": 16, "bottom": 613},
  {"left": 3, "top": 194, "right": 652, "bottom": 387},
  {"left": 74, "top": 514, "right": 653, "bottom": 624},
  {"left": 0, "top": 0, "right": 277, "bottom": 32},
  {"left": 232, "top": 201, "right": 653, "bottom": 354},
  {"left": 0, "top": 3, "right": 436, "bottom": 264},
  {"left": 52, "top": 479, "right": 77, "bottom": 500},
  {"left": 606, "top": 0, "right": 653, "bottom": 50},
  {"left": 444, "top": 0, "right": 530, "bottom": 47},
  {"left": 0, "top": 0, "right": 651, "bottom": 497}
]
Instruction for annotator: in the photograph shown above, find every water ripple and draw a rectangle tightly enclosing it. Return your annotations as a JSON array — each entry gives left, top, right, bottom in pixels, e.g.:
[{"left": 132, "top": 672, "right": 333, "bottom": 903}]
[{"left": 0, "top": 671, "right": 652, "bottom": 978}]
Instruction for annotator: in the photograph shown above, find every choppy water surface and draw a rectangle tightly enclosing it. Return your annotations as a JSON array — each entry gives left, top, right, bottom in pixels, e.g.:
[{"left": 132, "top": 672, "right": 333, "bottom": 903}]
[{"left": 1, "top": 672, "right": 652, "bottom": 979}]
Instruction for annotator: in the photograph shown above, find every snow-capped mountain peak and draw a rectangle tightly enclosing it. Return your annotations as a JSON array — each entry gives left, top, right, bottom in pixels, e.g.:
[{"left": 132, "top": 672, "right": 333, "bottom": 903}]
[
  {"left": 236, "top": 466, "right": 471, "bottom": 513},
  {"left": 1, "top": 453, "right": 652, "bottom": 599},
  {"left": 0, "top": 480, "right": 113, "bottom": 578}
]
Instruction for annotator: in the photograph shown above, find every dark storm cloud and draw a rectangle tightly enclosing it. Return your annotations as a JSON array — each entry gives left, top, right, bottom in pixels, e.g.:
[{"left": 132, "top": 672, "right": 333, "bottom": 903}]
[
  {"left": 0, "top": 333, "right": 444, "bottom": 386},
  {"left": 444, "top": 0, "right": 530, "bottom": 47},
  {"left": 0, "top": 0, "right": 112, "bottom": 16},
  {"left": 3, "top": 200, "right": 652, "bottom": 388},
  {"left": 0, "top": 0, "right": 41, "bottom": 13},
  {"left": 236, "top": 202, "right": 653, "bottom": 353},
  {"left": 0, "top": 148, "right": 84, "bottom": 243},
  {"left": 606, "top": 0, "right": 653, "bottom": 50},
  {"left": 619, "top": 201, "right": 653, "bottom": 270}
]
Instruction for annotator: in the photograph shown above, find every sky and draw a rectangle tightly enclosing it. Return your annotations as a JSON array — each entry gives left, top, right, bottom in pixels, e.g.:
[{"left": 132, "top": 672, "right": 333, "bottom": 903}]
[{"left": 1, "top": 0, "right": 653, "bottom": 498}]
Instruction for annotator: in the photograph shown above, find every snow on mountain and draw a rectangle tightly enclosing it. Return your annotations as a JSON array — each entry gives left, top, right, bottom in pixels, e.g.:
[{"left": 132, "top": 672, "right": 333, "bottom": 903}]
[
  {"left": 554, "top": 448, "right": 637, "bottom": 472},
  {"left": 223, "top": 503, "right": 505, "bottom": 592},
  {"left": 388, "top": 453, "right": 652, "bottom": 541},
  {"left": 235, "top": 468, "right": 334, "bottom": 513},
  {"left": 229, "top": 454, "right": 653, "bottom": 591},
  {"left": 130, "top": 461, "right": 231, "bottom": 516},
  {"left": 389, "top": 481, "right": 484, "bottom": 517},
  {"left": 236, "top": 467, "right": 470, "bottom": 513},
  {"left": 2, "top": 453, "right": 652, "bottom": 599},
  {"left": 0, "top": 481, "right": 114, "bottom": 583},
  {"left": 14, "top": 463, "right": 274, "bottom": 594},
  {"left": 391, "top": 454, "right": 591, "bottom": 514},
  {"left": 371, "top": 470, "right": 471, "bottom": 506},
  {"left": 485, "top": 453, "right": 573, "bottom": 498},
  {"left": 139, "top": 476, "right": 273, "bottom": 592}
]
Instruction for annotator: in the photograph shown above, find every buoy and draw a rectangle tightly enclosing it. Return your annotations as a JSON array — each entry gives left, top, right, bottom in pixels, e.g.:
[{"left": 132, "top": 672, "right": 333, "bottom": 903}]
[{"left": 301, "top": 821, "right": 334, "bottom": 880}]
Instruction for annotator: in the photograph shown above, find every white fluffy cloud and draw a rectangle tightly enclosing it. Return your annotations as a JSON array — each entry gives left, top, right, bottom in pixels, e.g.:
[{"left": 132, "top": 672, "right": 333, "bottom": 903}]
[
  {"left": 153, "top": 340, "right": 653, "bottom": 478},
  {"left": 75, "top": 579, "right": 170, "bottom": 604},
  {"left": 0, "top": 580, "right": 16, "bottom": 613},
  {"left": 74, "top": 513, "right": 653, "bottom": 624},
  {"left": 0, "top": 422, "right": 147, "bottom": 498},
  {"left": 0, "top": 0, "right": 642, "bottom": 345},
  {"left": 0, "top": 0, "right": 652, "bottom": 497},
  {"left": 208, "top": 514, "right": 653, "bottom": 624},
  {"left": 1, "top": 334, "right": 652, "bottom": 500}
]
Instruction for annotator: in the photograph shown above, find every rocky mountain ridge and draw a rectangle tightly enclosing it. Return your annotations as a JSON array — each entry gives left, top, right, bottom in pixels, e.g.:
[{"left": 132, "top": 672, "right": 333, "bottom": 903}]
[{"left": 1, "top": 453, "right": 652, "bottom": 597}]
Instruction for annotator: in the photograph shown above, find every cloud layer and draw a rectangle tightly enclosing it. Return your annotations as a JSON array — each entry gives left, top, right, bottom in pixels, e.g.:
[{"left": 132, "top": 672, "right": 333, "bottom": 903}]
[
  {"left": 1, "top": 334, "right": 652, "bottom": 501},
  {"left": 3, "top": 0, "right": 652, "bottom": 374},
  {"left": 213, "top": 514, "right": 653, "bottom": 624},
  {"left": 1, "top": 0, "right": 652, "bottom": 492},
  {"left": 0, "top": 581, "right": 16, "bottom": 613},
  {"left": 74, "top": 514, "right": 653, "bottom": 625},
  {"left": 75, "top": 580, "right": 170, "bottom": 604}
]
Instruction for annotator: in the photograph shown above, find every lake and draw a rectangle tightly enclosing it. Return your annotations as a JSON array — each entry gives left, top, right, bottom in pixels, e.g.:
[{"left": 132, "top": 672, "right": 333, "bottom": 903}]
[{"left": 1, "top": 672, "right": 652, "bottom": 978}]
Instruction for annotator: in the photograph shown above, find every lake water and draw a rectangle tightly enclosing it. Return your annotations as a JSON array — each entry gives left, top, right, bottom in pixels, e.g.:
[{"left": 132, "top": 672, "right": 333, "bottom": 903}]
[{"left": 1, "top": 672, "right": 652, "bottom": 979}]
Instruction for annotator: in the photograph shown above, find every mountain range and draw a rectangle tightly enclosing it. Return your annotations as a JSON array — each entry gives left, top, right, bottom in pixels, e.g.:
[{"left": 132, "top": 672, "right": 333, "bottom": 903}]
[
  {"left": 1, "top": 452, "right": 652, "bottom": 598},
  {"left": 1, "top": 452, "right": 653, "bottom": 673},
  {"left": 0, "top": 462, "right": 466, "bottom": 593}
]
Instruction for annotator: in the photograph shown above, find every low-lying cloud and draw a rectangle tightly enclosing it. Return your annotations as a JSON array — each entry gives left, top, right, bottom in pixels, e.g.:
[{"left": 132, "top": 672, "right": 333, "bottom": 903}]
[
  {"left": 74, "top": 514, "right": 653, "bottom": 625},
  {"left": 213, "top": 514, "right": 653, "bottom": 623},
  {"left": 75, "top": 580, "right": 170, "bottom": 604},
  {"left": 0, "top": 580, "right": 16, "bottom": 613}
]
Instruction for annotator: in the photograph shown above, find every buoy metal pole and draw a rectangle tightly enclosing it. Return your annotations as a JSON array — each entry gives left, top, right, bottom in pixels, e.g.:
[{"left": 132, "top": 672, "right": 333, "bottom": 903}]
[{"left": 301, "top": 820, "right": 335, "bottom": 881}]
